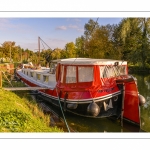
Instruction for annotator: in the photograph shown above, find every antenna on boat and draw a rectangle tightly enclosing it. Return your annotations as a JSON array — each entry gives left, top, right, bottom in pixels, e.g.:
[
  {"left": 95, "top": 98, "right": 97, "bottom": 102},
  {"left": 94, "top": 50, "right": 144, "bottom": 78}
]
[
  {"left": 121, "top": 60, "right": 124, "bottom": 66},
  {"left": 34, "top": 37, "right": 43, "bottom": 65},
  {"left": 35, "top": 37, "right": 53, "bottom": 66},
  {"left": 38, "top": 36, "right": 40, "bottom": 65},
  {"left": 40, "top": 38, "right": 52, "bottom": 51},
  {"left": 70, "top": 58, "right": 77, "bottom": 66}
]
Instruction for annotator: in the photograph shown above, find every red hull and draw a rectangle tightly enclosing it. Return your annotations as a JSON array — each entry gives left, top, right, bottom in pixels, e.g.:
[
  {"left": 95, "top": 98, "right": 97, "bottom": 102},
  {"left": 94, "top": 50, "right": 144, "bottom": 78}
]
[{"left": 123, "top": 81, "right": 140, "bottom": 124}]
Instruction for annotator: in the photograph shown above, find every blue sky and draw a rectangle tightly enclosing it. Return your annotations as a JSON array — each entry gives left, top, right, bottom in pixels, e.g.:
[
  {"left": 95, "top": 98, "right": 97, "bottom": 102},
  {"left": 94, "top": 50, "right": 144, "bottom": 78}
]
[{"left": 0, "top": 18, "right": 123, "bottom": 51}]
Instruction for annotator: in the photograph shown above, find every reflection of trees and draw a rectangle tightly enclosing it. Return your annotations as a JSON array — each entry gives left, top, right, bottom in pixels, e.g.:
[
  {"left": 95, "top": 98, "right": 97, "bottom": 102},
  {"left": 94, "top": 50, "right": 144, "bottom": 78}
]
[
  {"left": 145, "top": 81, "right": 150, "bottom": 89},
  {"left": 132, "top": 74, "right": 150, "bottom": 101},
  {"left": 144, "top": 75, "right": 150, "bottom": 90}
]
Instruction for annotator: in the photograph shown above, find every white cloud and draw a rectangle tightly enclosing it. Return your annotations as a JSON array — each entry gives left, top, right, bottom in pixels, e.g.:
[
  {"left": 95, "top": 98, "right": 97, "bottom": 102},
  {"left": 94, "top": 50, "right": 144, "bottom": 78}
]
[
  {"left": 68, "top": 24, "right": 84, "bottom": 32},
  {"left": 56, "top": 26, "right": 67, "bottom": 30},
  {"left": 68, "top": 25, "right": 78, "bottom": 29},
  {"left": 56, "top": 24, "right": 83, "bottom": 32},
  {"left": 66, "top": 18, "right": 81, "bottom": 22}
]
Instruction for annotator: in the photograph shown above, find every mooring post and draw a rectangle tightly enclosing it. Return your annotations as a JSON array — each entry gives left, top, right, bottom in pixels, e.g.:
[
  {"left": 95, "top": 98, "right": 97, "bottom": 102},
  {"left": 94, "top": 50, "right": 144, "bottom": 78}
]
[{"left": 0, "top": 71, "right": 2, "bottom": 88}]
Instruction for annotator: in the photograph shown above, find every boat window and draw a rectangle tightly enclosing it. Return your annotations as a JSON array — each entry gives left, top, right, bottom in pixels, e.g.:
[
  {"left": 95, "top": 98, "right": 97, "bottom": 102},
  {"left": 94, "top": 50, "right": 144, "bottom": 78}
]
[
  {"left": 50, "top": 62, "right": 57, "bottom": 74},
  {"left": 43, "top": 75, "right": 49, "bottom": 82},
  {"left": 78, "top": 67, "right": 93, "bottom": 82},
  {"left": 100, "top": 66, "right": 114, "bottom": 78},
  {"left": 36, "top": 74, "right": 41, "bottom": 80},
  {"left": 118, "top": 66, "right": 126, "bottom": 75},
  {"left": 30, "top": 72, "right": 34, "bottom": 77},
  {"left": 66, "top": 66, "right": 76, "bottom": 83},
  {"left": 100, "top": 65, "right": 126, "bottom": 78}
]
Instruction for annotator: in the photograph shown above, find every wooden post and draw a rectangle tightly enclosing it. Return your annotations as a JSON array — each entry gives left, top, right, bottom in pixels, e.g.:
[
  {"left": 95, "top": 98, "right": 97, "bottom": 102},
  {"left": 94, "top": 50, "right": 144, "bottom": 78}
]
[{"left": 0, "top": 71, "right": 2, "bottom": 88}]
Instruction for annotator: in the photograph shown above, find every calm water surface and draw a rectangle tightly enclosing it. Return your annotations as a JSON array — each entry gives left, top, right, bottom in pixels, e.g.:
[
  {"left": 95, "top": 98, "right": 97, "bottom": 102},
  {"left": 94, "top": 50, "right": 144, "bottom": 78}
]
[{"left": 134, "top": 73, "right": 150, "bottom": 132}]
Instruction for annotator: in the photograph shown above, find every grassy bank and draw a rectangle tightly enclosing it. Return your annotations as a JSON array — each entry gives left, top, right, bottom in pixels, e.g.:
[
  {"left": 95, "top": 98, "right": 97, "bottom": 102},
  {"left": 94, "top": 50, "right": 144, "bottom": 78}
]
[{"left": 0, "top": 89, "right": 63, "bottom": 132}]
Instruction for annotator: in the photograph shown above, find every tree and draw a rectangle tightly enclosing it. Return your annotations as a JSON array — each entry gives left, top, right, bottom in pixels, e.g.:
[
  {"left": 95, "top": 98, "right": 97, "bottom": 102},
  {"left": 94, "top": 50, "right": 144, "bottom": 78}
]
[
  {"left": 139, "top": 18, "right": 150, "bottom": 68},
  {"left": 119, "top": 18, "right": 142, "bottom": 64},
  {"left": 111, "top": 24, "right": 124, "bottom": 60},
  {"left": 13, "top": 46, "right": 21, "bottom": 62},
  {"left": 64, "top": 42, "right": 76, "bottom": 58},
  {"left": 41, "top": 49, "right": 53, "bottom": 65},
  {"left": 75, "top": 36, "right": 85, "bottom": 57},
  {"left": 51, "top": 48, "right": 62, "bottom": 60},
  {"left": 0, "top": 46, "right": 5, "bottom": 60},
  {"left": 84, "top": 19, "right": 99, "bottom": 40},
  {"left": 115, "top": 18, "right": 150, "bottom": 67},
  {"left": 82, "top": 24, "right": 115, "bottom": 59},
  {"left": 1, "top": 41, "right": 16, "bottom": 62}
]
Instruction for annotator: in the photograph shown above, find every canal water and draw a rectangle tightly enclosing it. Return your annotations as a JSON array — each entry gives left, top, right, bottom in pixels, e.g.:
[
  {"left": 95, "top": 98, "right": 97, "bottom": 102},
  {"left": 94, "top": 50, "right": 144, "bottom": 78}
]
[
  {"left": 39, "top": 73, "right": 150, "bottom": 132},
  {"left": 133, "top": 73, "right": 150, "bottom": 132}
]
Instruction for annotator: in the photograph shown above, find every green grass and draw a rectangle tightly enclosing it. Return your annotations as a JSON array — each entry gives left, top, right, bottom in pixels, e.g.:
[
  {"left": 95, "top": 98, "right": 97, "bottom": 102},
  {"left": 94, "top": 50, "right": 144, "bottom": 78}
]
[
  {"left": 0, "top": 70, "right": 64, "bottom": 132},
  {"left": 0, "top": 89, "right": 63, "bottom": 132}
]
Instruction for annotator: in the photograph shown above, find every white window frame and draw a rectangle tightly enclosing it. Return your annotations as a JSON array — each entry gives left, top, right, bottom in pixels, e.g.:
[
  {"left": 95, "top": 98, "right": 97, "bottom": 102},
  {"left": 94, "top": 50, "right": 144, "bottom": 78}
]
[{"left": 78, "top": 66, "right": 93, "bottom": 82}]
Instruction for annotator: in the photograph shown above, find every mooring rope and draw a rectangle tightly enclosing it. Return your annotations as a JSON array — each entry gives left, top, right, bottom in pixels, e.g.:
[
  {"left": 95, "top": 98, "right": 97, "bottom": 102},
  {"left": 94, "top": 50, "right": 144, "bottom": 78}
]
[
  {"left": 1, "top": 71, "right": 13, "bottom": 87},
  {"left": 56, "top": 87, "right": 70, "bottom": 132}
]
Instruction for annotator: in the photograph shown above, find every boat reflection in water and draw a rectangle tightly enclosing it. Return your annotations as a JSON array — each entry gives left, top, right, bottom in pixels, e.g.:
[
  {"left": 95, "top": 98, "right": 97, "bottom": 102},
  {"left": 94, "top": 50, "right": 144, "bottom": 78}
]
[{"left": 38, "top": 98, "right": 141, "bottom": 132}]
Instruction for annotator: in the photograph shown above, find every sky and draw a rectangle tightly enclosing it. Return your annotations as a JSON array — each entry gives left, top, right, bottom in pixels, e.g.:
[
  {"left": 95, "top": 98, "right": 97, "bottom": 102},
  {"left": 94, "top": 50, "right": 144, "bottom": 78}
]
[{"left": 0, "top": 18, "right": 123, "bottom": 52}]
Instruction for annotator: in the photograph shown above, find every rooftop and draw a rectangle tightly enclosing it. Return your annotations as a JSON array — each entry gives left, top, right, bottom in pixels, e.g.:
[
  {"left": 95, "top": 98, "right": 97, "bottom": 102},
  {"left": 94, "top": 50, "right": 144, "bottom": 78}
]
[{"left": 52, "top": 58, "right": 127, "bottom": 65}]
